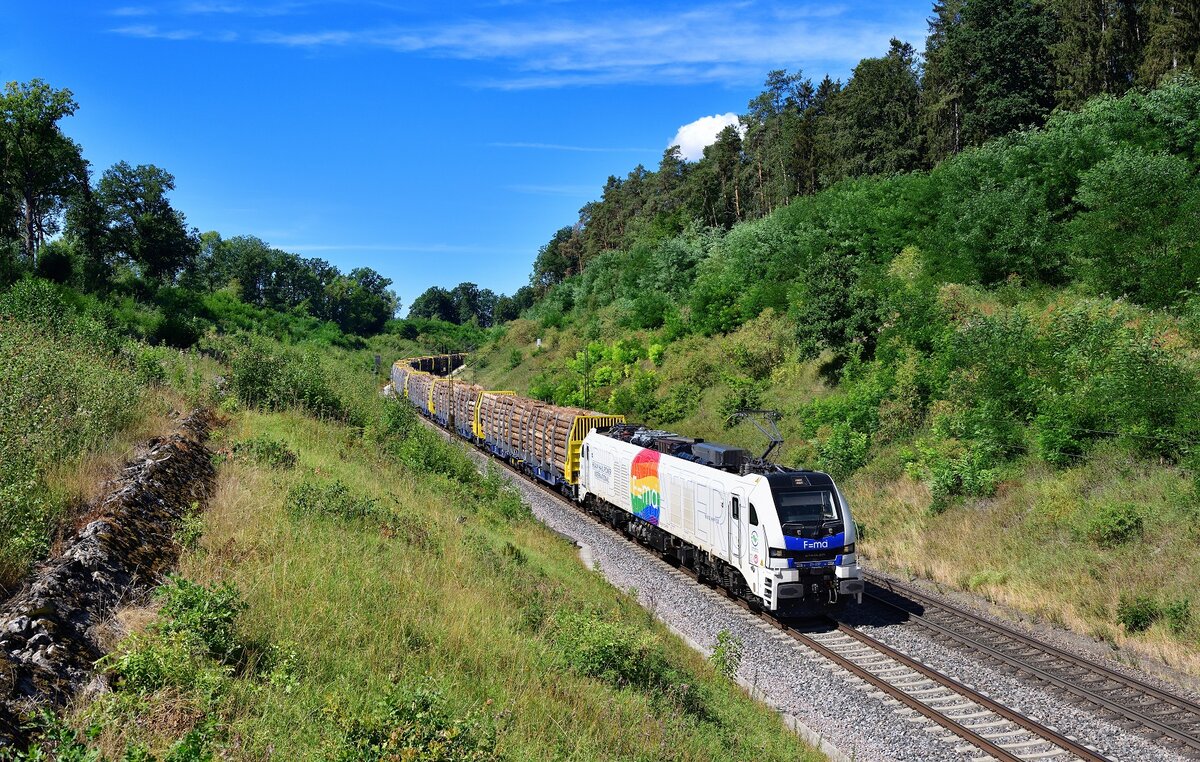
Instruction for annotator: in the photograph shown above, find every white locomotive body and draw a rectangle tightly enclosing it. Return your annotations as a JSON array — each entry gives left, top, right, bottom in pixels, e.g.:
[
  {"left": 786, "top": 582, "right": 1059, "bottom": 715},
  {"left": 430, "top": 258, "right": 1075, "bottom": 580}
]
[{"left": 579, "top": 430, "right": 863, "bottom": 611}]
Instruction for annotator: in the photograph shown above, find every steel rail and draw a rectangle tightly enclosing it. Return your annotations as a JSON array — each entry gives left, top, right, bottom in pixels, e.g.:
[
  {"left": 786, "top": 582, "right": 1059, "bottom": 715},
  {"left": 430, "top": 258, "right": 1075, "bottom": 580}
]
[
  {"left": 864, "top": 572, "right": 1200, "bottom": 755},
  {"left": 783, "top": 623, "right": 1030, "bottom": 762}
]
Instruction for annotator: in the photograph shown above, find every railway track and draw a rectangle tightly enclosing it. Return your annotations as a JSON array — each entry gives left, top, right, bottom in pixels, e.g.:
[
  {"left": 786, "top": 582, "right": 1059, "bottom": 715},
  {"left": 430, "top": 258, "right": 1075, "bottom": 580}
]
[
  {"left": 672, "top": 564, "right": 1109, "bottom": 762},
  {"left": 864, "top": 573, "right": 1200, "bottom": 758},
  {"left": 418, "top": 416, "right": 1116, "bottom": 761},
  {"left": 777, "top": 619, "right": 1106, "bottom": 762}
]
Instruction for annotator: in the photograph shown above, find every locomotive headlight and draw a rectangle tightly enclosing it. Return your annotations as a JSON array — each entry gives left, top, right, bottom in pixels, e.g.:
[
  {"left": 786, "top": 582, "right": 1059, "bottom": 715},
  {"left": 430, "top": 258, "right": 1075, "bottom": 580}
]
[
  {"left": 768, "top": 548, "right": 788, "bottom": 558},
  {"left": 843, "top": 543, "right": 855, "bottom": 554}
]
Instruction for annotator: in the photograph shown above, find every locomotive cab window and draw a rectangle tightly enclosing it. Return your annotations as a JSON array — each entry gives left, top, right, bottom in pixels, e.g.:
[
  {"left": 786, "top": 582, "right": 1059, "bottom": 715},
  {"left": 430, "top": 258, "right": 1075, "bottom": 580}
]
[
  {"left": 749, "top": 503, "right": 759, "bottom": 526},
  {"left": 773, "top": 489, "right": 840, "bottom": 525},
  {"left": 731, "top": 495, "right": 740, "bottom": 520}
]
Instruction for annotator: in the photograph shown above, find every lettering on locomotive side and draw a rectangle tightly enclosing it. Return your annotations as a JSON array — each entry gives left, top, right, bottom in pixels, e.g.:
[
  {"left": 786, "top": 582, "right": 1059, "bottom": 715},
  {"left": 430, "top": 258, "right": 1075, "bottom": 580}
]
[
  {"left": 594, "top": 462, "right": 612, "bottom": 484},
  {"left": 801, "top": 539, "right": 830, "bottom": 550}
]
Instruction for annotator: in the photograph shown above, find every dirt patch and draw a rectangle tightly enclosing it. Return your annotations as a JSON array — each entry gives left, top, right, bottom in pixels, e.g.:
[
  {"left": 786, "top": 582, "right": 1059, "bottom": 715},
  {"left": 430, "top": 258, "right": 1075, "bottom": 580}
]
[{"left": 0, "top": 411, "right": 216, "bottom": 746}]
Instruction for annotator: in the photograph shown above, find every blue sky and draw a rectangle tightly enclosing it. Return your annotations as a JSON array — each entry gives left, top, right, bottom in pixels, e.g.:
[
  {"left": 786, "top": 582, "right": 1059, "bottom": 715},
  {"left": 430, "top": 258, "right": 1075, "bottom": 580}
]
[{"left": 3, "top": 1, "right": 929, "bottom": 311}]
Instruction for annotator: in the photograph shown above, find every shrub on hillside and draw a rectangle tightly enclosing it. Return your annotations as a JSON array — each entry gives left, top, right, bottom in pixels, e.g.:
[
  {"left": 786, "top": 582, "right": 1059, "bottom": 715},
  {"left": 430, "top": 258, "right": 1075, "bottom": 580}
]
[
  {"left": 155, "top": 576, "right": 248, "bottom": 664},
  {"left": 1164, "top": 599, "right": 1192, "bottom": 636},
  {"left": 553, "top": 610, "right": 668, "bottom": 690},
  {"left": 1117, "top": 594, "right": 1160, "bottom": 633},
  {"left": 709, "top": 629, "right": 744, "bottom": 680},
  {"left": 229, "top": 336, "right": 346, "bottom": 420},
  {"left": 326, "top": 681, "right": 497, "bottom": 762},
  {"left": 817, "top": 423, "right": 871, "bottom": 479},
  {"left": 1087, "top": 502, "right": 1143, "bottom": 547},
  {"left": 233, "top": 435, "right": 298, "bottom": 470},
  {"left": 286, "top": 478, "right": 384, "bottom": 524}
]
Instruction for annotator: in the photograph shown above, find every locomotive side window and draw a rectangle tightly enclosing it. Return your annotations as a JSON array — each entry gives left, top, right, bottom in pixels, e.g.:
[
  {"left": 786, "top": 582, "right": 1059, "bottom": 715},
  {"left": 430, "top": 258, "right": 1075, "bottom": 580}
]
[
  {"left": 749, "top": 503, "right": 759, "bottom": 526},
  {"left": 731, "top": 495, "right": 740, "bottom": 520}
]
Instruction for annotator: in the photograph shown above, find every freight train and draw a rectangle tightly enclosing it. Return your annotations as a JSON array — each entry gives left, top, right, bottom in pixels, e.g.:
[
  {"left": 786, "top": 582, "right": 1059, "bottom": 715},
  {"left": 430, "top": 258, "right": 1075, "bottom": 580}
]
[{"left": 391, "top": 355, "right": 863, "bottom": 611}]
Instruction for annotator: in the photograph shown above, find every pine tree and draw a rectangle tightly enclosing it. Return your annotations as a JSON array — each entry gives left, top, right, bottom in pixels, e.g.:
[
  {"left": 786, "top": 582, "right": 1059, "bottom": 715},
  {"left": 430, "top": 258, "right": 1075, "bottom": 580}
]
[
  {"left": 922, "top": 0, "right": 967, "bottom": 163},
  {"left": 1050, "top": 0, "right": 1144, "bottom": 107},
  {"left": 827, "top": 39, "right": 923, "bottom": 179},
  {"left": 1140, "top": 0, "right": 1200, "bottom": 84}
]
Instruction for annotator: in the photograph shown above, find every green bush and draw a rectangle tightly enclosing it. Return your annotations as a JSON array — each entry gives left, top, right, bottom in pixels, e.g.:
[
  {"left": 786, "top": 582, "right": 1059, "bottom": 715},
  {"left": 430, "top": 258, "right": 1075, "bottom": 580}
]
[
  {"left": 103, "top": 631, "right": 224, "bottom": 695},
  {"left": 1116, "top": 594, "right": 1160, "bottom": 633},
  {"left": 904, "top": 443, "right": 999, "bottom": 507},
  {"left": 154, "top": 576, "right": 248, "bottom": 663},
  {"left": 229, "top": 336, "right": 346, "bottom": 420},
  {"left": 709, "top": 629, "right": 744, "bottom": 680},
  {"left": 233, "top": 435, "right": 298, "bottom": 469},
  {"left": 327, "top": 681, "right": 497, "bottom": 762},
  {"left": 1087, "top": 502, "right": 1143, "bottom": 547},
  {"left": 1164, "top": 599, "right": 1192, "bottom": 636},
  {"left": 285, "top": 478, "right": 385, "bottom": 524},
  {"left": 716, "top": 375, "right": 764, "bottom": 419},
  {"left": 130, "top": 344, "right": 171, "bottom": 386},
  {"left": 817, "top": 423, "right": 871, "bottom": 479},
  {"left": 553, "top": 610, "right": 668, "bottom": 690}
]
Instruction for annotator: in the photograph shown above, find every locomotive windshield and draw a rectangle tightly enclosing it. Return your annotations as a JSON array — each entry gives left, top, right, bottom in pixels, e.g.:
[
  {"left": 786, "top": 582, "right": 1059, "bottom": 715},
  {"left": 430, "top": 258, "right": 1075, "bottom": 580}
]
[{"left": 773, "top": 489, "right": 840, "bottom": 525}]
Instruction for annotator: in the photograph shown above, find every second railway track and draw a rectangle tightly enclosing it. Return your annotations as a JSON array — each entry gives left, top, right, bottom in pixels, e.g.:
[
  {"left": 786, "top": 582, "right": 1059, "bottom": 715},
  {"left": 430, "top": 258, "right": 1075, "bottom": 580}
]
[{"left": 863, "top": 573, "right": 1200, "bottom": 758}]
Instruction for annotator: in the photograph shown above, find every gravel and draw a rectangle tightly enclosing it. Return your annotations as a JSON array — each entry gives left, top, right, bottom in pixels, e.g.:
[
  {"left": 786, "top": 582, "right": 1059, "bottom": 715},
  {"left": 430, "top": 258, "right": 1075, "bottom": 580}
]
[{"left": 438, "top": 424, "right": 1193, "bottom": 762}]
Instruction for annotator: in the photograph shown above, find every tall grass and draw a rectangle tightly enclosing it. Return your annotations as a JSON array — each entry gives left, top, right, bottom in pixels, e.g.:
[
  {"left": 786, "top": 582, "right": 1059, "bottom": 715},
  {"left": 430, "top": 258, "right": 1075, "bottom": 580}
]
[{"left": 0, "top": 281, "right": 145, "bottom": 588}]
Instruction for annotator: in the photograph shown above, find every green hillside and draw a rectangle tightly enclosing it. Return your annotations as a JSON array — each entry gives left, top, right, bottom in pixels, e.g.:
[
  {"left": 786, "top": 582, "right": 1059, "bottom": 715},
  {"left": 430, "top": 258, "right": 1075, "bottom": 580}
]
[{"left": 459, "top": 78, "right": 1200, "bottom": 671}]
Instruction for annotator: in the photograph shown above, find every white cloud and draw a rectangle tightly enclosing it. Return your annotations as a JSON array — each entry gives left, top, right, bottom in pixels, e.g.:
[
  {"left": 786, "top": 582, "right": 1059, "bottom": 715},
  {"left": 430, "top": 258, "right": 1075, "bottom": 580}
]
[
  {"left": 669, "top": 113, "right": 741, "bottom": 162},
  {"left": 110, "top": 6, "right": 155, "bottom": 16},
  {"left": 112, "top": 24, "right": 202, "bottom": 40}
]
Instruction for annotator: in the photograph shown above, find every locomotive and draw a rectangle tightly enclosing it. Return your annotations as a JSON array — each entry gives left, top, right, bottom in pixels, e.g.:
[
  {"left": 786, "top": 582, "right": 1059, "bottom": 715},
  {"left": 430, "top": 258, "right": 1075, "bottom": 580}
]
[{"left": 392, "top": 356, "right": 863, "bottom": 611}]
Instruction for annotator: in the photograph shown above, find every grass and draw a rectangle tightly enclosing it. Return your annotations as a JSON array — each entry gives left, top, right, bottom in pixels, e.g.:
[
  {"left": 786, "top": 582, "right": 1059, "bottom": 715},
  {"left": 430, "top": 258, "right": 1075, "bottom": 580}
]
[{"left": 54, "top": 405, "right": 822, "bottom": 760}]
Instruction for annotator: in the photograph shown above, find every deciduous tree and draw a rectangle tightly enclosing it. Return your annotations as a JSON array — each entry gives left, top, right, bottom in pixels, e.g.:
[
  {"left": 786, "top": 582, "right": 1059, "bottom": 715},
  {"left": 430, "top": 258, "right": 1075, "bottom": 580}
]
[{"left": 0, "top": 79, "right": 87, "bottom": 268}]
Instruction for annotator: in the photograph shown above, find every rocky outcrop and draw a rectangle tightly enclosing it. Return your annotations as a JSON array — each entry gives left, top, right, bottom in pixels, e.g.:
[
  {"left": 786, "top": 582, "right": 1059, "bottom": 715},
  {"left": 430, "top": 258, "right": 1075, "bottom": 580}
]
[{"left": 0, "top": 411, "right": 216, "bottom": 745}]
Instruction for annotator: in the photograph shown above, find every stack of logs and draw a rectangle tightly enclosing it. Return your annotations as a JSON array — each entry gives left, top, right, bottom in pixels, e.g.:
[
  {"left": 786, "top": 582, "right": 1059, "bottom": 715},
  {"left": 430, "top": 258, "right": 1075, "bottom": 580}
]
[
  {"left": 449, "top": 382, "right": 484, "bottom": 433},
  {"left": 478, "top": 394, "right": 594, "bottom": 477},
  {"left": 406, "top": 373, "right": 434, "bottom": 412}
]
